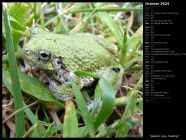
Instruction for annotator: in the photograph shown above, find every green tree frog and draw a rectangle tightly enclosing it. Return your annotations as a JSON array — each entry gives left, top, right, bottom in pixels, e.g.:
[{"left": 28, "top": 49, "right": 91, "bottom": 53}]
[{"left": 22, "top": 28, "right": 124, "bottom": 101}]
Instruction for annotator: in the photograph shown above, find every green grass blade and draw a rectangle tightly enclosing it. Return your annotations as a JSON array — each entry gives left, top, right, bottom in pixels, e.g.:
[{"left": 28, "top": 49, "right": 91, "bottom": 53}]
[
  {"left": 90, "top": 84, "right": 102, "bottom": 118},
  {"left": 3, "top": 7, "right": 25, "bottom": 137},
  {"left": 39, "top": 3, "right": 44, "bottom": 28},
  {"left": 119, "top": 26, "right": 128, "bottom": 67},
  {"left": 8, "top": 3, "right": 28, "bottom": 49},
  {"left": 122, "top": 93, "right": 137, "bottom": 120},
  {"left": 18, "top": 70, "right": 64, "bottom": 107},
  {"left": 125, "top": 35, "right": 143, "bottom": 64},
  {"left": 9, "top": 16, "right": 26, "bottom": 31},
  {"left": 127, "top": 75, "right": 143, "bottom": 97},
  {"left": 98, "top": 12, "right": 123, "bottom": 46},
  {"left": 114, "top": 93, "right": 138, "bottom": 137},
  {"left": 24, "top": 108, "right": 46, "bottom": 135},
  {"left": 45, "top": 124, "right": 63, "bottom": 137},
  {"left": 32, "top": 112, "right": 42, "bottom": 137},
  {"left": 95, "top": 4, "right": 123, "bottom": 47},
  {"left": 34, "top": 3, "right": 37, "bottom": 21},
  {"left": 136, "top": 98, "right": 143, "bottom": 113},
  {"left": 111, "top": 92, "right": 138, "bottom": 137},
  {"left": 44, "top": 14, "right": 64, "bottom": 27},
  {"left": 23, "top": 124, "right": 37, "bottom": 138},
  {"left": 116, "top": 123, "right": 129, "bottom": 137},
  {"left": 74, "top": 71, "right": 115, "bottom": 129},
  {"left": 2, "top": 126, "right": 7, "bottom": 138},
  {"left": 122, "top": 76, "right": 143, "bottom": 120},
  {"left": 79, "top": 126, "right": 87, "bottom": 137},
  {"left": 11, "top": 28, "right": 29, "bottom": 37},
  {"left": 63, "top": 100, "right": 80, "bottom": 137},
  {"left": 67, "top": 7, "right": 143, "bottom": 14},
  {"left": 44, "top": 123, "right": 53, "bottom": 137},
  {"left": 3, "top": 65, "right": 64, "bottom": 107},
  {"left": 75, "top": 70, "right": 101, "bottom": 79},
  {"left": 18, "top": 70, "right": 56, "bottom": 102},
  {"left": 53, "top": 3, "right": 69, "bottom": 34},
  {"left": 94, "top": 79, "right": 115, "bottom": 128},
  {"left": 3, "top": 67, "right": 46, "bottom": 135},
  {"left": 71, "top": 81, "right": 95, "bottom": 135}
]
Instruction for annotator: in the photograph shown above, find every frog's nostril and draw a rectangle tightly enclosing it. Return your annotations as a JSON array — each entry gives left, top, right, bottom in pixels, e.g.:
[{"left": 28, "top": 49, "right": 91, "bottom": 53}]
[{"left": 52, "top": 58, "right": 63, "bottom": 70}]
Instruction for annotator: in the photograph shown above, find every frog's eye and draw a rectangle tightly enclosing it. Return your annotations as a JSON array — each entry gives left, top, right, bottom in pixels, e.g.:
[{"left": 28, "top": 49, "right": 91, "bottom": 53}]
[
  {"left": 38, "top": 49, "right": 51, "bottom": 61},
  {"left": 52, "top": 58, "right": 63, "bottom": 70}
]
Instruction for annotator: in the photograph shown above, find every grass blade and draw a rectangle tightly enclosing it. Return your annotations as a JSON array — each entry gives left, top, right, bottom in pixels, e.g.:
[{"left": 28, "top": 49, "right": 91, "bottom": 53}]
[
  {"left": 34, "top": 3, "right": 37, "bottom": 21},
  {"left": 71, "top": 81, "right": 95, "bottom": 135},
  {"left": 90, "top": 84, "right": 102, "bottom": 118},
  {"left": 95, "top": 4, "right": 123, "bottom": 47},
  {"left": 94, "top": 79, "right": 115, "bottom": 128},
  {"left": 45, "top": 124, "right": 63, "bottom": 137},
  {"left": 116, "top": 123, "right": 129, "bottom": 137},
  {"left": 75, "top": 70, "right": 101, "bottom": 79},
  {"left": 3, "top": 66, "right": 64, "bottom": 107},
  {"left": 63, "top": 100, "right": 80, "bottom": 137},
  {"left": 67, "top": 7, "right": 143, "bottom": 14},
  {"left": 98, "top": 12, "right": 123, "bottom": 46},
  {"left": 39, "top": 3, "right": 44, "bottom": 28},
  {"left": 9, "top": 16, "right": 26, "bottom": 30},
  {"left": 8, "top": 3, "right": 28, "bottom": 49},
  {"left": 125, "top": 35, "right": 143, "bottom": 64},
  {"left": 122, "top": 93, "right": 137, "bottom": 120},
  {"left": 2, "top": 67, "right": 46, "bottom": 135},
  {"left": 2, "top": 126, "right": 7, "bottom": 138},
  {"left": 3, "top": 7, "right": 25, "bottom": 137},
  {"left": 127, "top": 75, "right": 143, "bottom": 97},
  {"left": 74, "top": 71, "right": 115, "bottom": 128},
  {"left": 18, "top": 70, "right": 59, "bottom": 102},
  {"left": 119, "top": 26, "right": 128, "bottom": 67},
  {"left": 122, "top": 76, "right": 143, "bottom": 120},
  {"left": 32, "top": 112, "right": 42, "bottom": 137}
]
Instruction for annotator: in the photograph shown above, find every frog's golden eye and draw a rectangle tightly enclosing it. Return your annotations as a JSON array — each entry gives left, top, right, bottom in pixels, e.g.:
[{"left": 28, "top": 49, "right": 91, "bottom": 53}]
[
  {"left": 38, "top": 49, "right": 51, "bottom": 61},
  {"left": 52, "top": 58, "right": 63, "bottom": 70}
]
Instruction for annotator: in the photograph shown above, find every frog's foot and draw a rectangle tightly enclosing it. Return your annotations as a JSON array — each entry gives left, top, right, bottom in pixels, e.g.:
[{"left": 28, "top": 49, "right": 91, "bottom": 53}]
[{"left": 49, "top": 80, "right": 74, "bottom": 101}]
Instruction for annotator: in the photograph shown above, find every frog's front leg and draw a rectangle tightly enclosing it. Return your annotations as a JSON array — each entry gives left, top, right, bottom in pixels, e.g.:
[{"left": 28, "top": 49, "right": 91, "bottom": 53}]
[
  {"left": 49, "top": 80, "right": 74, "bottom": 101},
  {"left": 48, "top": 70, "right": 83, "bottom": 101},
  {"left": 48, "top": 70, "right": 97, "bottom": 101}
]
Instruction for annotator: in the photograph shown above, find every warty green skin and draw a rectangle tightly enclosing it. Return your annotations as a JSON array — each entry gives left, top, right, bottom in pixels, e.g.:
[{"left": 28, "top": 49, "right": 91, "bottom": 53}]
[{"left": 22, "top": 28, "right": 124, "bottom": 101}]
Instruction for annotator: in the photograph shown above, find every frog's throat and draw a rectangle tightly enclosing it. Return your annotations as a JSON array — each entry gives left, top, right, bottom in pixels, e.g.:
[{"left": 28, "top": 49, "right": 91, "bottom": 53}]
[{"left": 47, "top": 62, "right": 54, "bottom": 70}]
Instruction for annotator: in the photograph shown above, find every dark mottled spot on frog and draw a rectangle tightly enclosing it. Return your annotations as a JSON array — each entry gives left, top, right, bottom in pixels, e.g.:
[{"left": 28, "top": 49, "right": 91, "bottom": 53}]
[{"left": 111, "top": 67, "right": 120, "bottom": 73}]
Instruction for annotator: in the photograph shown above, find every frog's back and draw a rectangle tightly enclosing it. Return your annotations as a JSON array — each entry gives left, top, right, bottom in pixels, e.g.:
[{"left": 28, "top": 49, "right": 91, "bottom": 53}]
[{"left": 55, "top": 33, "right": 118, "bottom": 72}]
